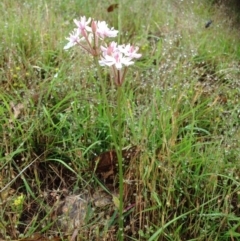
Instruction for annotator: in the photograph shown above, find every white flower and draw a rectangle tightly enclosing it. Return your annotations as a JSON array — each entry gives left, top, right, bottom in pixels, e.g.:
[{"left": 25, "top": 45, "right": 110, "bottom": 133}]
[
  {"left": 99, "top": 51, "right": 134, "bottom": 69},
  {"left": 63, "top": 29, "right": 81, "bottom": 50},
  {"left": 74, "top": 16, "right": 92, "bottom": 36},
  {"left": 96, "top": 21, "right": 118, "bottom": 39},
  {"left": 100, "top": 41, "right": 118, "bottom": 56},
  {"left": 118, "top": 44, "right": 142, "bottom": 59}
]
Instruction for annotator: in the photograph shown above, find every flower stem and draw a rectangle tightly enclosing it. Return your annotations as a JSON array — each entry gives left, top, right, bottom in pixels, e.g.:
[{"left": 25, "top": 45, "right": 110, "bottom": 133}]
[
  {"left": 116, "top": 86, "right": 124, "bottom": 240},
  {"left": 94, "top": 57, "right": 124, "bottom": 240}
]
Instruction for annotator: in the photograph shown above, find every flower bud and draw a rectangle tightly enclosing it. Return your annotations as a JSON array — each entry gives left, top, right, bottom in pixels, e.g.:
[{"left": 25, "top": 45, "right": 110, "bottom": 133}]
[{"left": 91, "top": 19, "right": 97, "bottom": 33}]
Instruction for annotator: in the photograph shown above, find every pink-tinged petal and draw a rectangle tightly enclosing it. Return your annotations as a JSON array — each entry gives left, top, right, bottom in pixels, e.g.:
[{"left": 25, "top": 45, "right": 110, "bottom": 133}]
[
  {"left": 119, "top": 44, "right": 142, "bottom": 59},
  {"left": 99, "top": 55, "right": 115, "bottom": 67},
  {"left": 63, "top": 41, "right": 76, "bottom": 50},
  {"left": 122, "top": 58, "right": 134, "bottom": 66},
  {"left": 100, "top": 45, "right": 108, "bottom": 54},
  {"left": 101, "top": 41, "right": 118, "bottom": 56},
  {"left": 74, "top": 16, "right": 92, "bottom": 35},
  {"left": 115, "top": 62, "right": 123, "bottom": 69},
  {"left": 99, "top": 49, "right": 134, "bottom": 69},
  {"left": 63, "top": 29, "right": 80, "bottom": 50},
  {"left": 96, "top": 21, "right": 118, "bottom": 39}
]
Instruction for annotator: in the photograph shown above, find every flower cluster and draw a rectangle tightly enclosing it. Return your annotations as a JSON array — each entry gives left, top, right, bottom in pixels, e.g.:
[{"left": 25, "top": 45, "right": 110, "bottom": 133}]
[
  {"left": 99, "top": 42, "right": 141, "bottom": 85},
  {"left": 99, "top": 42, "right": 141, "bottom": 69},
  {"left": 64, "top": 16, "right": 141, "bottom": 86},
  {"left": 64, "top": 16, "right": 118, "bottom": 56},
  {"left": 12, "top": 193, "right": 24, "bottom": 213},
  {"left": 13, "top": 194, "right": 24, "bottom": 207}
]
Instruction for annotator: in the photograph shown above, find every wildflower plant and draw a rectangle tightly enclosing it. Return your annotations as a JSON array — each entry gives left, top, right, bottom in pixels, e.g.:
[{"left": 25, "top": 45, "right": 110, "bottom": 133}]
[
  {"left": 11, "top": 194, "right": 25, "bottom": 225},
  {"left": 12, "top": 193, "right": 25, "bottom": 212},
  {"left": 64, "top": 16, "right": 141, "bottom": 239},
  {"left": 64, "top": 16, "right": 141, "bottom": 86}
]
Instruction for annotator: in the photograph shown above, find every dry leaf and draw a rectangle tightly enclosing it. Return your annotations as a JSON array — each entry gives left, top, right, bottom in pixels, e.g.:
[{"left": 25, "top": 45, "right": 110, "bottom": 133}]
[
  {"left": 93, "top": 189, "right": 112, "bottom": 207},
  {"left": 107, "top": 3, "right": 118, "bottom": 12},
  {"left": 112, "top": 195, "right": 120, "bottom": 209},
  {"left": 10, "top": 102, "right": 24, "bottom": 119},
  {"left": 92, "top": 146, "right": 138, "bottom": 182}
]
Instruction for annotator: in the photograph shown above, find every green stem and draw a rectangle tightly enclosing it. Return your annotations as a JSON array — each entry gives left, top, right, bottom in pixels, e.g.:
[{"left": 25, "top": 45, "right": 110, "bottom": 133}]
[
  {"left": 116, "top": 86, "right": 124, "bottom": 240},
  {"left": 94, "top": 57, "right": 124, "bottom": 240}
]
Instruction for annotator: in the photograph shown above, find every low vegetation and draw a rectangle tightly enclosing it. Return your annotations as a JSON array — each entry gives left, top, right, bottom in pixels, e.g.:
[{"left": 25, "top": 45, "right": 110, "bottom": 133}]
[{"left": 0, "top": 0, "right": 239, "bottom": 240}]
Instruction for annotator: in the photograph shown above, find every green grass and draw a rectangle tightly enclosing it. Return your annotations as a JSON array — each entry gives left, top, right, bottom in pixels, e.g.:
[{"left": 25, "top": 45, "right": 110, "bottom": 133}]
[{"left": 0, "top": 0, "right": 240, "bottom": 240}]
